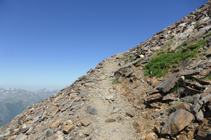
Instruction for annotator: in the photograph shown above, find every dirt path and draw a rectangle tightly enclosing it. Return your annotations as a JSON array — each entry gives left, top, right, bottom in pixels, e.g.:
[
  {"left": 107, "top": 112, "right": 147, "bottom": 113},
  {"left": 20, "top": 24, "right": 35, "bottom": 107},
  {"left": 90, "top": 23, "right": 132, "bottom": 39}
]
[{"left": 76, "top": 53, "right": 139, "bottom": 140}]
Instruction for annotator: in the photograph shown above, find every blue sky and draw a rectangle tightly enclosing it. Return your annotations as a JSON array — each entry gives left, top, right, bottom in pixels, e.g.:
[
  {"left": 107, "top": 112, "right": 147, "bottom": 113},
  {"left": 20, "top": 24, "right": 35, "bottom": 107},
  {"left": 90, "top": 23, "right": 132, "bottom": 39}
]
[{"left": 0, "top": 0, "right": 207, "bottom": 91}]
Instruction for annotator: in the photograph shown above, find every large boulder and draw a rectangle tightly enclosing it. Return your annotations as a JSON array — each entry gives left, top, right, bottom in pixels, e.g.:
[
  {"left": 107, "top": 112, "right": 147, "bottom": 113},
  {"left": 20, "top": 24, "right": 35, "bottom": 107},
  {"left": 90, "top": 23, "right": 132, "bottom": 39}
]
[{"left": 161, "top": 109, "right": 194, "bottom": 136}]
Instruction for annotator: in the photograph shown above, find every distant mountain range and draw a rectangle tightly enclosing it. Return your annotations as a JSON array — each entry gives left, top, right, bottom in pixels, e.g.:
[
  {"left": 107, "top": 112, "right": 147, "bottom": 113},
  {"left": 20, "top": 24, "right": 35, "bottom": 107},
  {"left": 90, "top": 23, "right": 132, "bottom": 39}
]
[{"left": 0, "top": 88, "right": 60, "bottom": 127}]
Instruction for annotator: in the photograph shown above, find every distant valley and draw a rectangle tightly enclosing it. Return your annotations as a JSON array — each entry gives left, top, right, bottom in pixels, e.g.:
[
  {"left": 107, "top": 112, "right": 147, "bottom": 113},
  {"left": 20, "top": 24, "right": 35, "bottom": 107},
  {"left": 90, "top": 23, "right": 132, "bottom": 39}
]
[{"left": 0, "top": 88, "right": 60, "bottom": 127}]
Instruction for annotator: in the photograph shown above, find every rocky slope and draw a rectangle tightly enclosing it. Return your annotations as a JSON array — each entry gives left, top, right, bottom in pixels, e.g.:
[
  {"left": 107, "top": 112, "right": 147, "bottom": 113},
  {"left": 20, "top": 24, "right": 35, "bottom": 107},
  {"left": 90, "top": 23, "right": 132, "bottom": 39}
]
[
  {"left": 1, "top": 0, "right": 211, "bottom": 140},
  {"left": 0, "top": 88, "right": 60, "bottom": 127}
]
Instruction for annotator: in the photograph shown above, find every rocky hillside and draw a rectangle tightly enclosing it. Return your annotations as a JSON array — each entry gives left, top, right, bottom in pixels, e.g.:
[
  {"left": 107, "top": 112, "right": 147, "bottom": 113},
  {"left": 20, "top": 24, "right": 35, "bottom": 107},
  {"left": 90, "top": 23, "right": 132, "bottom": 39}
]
[{"left": 0, "top": 0, "right": 211, "bottom": 140}]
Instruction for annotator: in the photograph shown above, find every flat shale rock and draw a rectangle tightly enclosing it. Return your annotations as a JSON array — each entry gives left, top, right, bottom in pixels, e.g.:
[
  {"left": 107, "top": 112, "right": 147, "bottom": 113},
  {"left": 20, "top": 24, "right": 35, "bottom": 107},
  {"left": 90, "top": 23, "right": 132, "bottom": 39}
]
[
  {"left": 161, "top": 109, "right": 194, "bottom": 136},
  {"left": 145, "top": 93, "right": 162, "bottom": 102},
  {"left": 179, "top": 69, "right": 202, "bottom": 76},
  {"left": 157, "top": 73, "right": 178, "bottom": 93}
]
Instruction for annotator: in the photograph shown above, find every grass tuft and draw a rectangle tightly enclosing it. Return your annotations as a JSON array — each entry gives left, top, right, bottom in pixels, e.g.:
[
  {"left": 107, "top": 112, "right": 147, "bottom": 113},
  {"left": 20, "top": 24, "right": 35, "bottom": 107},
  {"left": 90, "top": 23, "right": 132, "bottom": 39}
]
[{"left": 143, "top": 40, "right": 206, "bottom": 78}]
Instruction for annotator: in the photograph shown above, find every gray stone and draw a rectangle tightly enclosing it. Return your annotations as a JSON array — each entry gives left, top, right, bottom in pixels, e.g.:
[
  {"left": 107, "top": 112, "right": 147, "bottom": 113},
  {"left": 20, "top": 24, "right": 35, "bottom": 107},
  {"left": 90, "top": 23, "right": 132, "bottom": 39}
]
[
  {"left": 87, "top": 106, "right": 97, "bottom": 115},
  {"left": 84, "top": 126, "right": 93, "bottom": 136},
  {"left": 161, "top": 114, "right": 168, "bottom": 118},
  {"left": 196, "top": 109, "right": 204, "bottom": 122},
  {"left": 105, "top": 95, "right": 114, "bottom": 100},
  {"left": 93, "top": 94, "right": 101, "bottom": 98},
  {"left": 192, "top": 103, "right": 201, "bottom": 115},
  {"left": 157, "top": 73, "right": 178, "bottom": 93},
  {"left": 125, "top": 71, "right": 132, "bottom": 77},
  {"left": 153, "top": 113, "right": 160, "bottom": 118},
  {"left": 201, "top": 94, "right": 211, "bottom": 104},
  {"left": 162, "top": 93, "right": 177, "bottom": 101},
  {"left": 181, "top": 96, "right": 194, "bottom": 103},
  {"left": 160, "top": 110, "right": 166, "bottom": 115},
  {"left": 126, "top": 108, "right": 135, "bottom": 117},
  {"left": 119, "top": 61, "right": 125, "bottom": 66},
  {"left": 117, "top": 76, "right": 124, "bottom": 83},
  {"left": 141, "top": 79, "right": 145, "bottom": 83},
  {"left": 199, "top": 25, "right": 211, "bottom": 31},
  {"left": 45, "top": 130, "right": 53, "bottom": 137},
  {"left": 84, "top": 82, "right": 95, "bottom": 87},
  {"left": 207, "top": 59, "right": 211, "bottom": 67},
  {"left": 191, "top": 30, "right": 206, "bottom": 39},
  {"left": 117, "top": 58, "right": 142, "bottom": 70},
  {"left": 151, "top": 46, "right": 161, "bottom": 52},
  {"left": 71, "top": 104, "right": 81, "bottom": 110},
  {"left": 179, "top": 69, "right": 202, "bottom": 76},
  {"left": 112, "top": 107, "right": 121, "bottom": 114},
  {"left": 141, "top": 59, "right": 149, "bottom": 64}
]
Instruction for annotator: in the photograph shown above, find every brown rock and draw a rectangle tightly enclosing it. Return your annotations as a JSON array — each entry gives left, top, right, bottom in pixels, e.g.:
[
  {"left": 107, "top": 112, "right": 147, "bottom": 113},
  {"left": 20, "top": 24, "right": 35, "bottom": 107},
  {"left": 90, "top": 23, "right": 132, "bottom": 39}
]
[
  {"left": 63, "top": 125, "right": 75, "bottom": 134},
  {"left": 10, "top": 135, "right": 17, "bottom": 140},
  {"left": 105, "top": 118, "right": 116, "bottom": 122},
  {"left": 200, "top": 69, "right": 210, "bottom": 76},
  {"left": 50, "top": 120, "right": 60, "bottom": 128},
  {"left": 191, "top": 30, "right": 207, "bottom": 39},
  {"left": 186, "top": 38, "right": 196, "bottom": 46},
  {"left": 162, "top": 93, "right": 177, "bottom": 101},
  {"left": 66, "top": 120, "right": 73, "bottom": 125},
  {"left": 81, "top": 119, "right": 91, "bottom": 126},
  {"left": 196, "top": 130, "right": 208, "bottom": 139},
  {"left": 161, "top": 109, "right": 194, "bottom": 136},
  {"left": 151, "top": 77, "right": 158, "bottom": 87},
  {"left": 174, "top": 103, "right": 190, "bottom": 111},
  {"left": 145, "top": 93, "right": 162, "bottom": 102},
  {"left": 133, "top": 119, "right": 146, "bottom": 137}
]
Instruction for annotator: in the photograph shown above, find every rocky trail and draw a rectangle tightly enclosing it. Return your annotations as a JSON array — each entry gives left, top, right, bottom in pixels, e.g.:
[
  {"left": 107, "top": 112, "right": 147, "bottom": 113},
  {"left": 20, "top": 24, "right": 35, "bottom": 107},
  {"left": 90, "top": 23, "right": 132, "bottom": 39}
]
[
  {"left": 0, "top": 53, "right": 143, "bottom": 140},
  {"left": 1, "top": 0, "right": 211, "bottom": 140}
]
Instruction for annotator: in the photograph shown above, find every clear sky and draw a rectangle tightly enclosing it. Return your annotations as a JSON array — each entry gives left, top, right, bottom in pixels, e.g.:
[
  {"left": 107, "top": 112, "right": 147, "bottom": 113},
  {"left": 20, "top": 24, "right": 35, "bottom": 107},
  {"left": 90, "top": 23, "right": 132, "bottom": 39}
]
[{"left": 0, "top": 0, "right": 208, "bottom": 92}]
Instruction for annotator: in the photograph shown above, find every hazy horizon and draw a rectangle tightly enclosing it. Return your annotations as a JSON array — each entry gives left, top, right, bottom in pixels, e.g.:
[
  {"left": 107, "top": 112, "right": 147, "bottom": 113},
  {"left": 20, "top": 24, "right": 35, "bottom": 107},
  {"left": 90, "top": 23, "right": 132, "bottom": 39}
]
[{"left": 0, "top": 86, "right": 62, "bottom": 93}]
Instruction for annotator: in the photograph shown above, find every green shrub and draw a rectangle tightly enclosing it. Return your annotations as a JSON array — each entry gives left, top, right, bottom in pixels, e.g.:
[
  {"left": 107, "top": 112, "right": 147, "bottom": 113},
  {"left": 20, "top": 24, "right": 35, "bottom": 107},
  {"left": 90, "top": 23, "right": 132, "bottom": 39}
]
[
  {"left": 112, "top": 80, "right": 117, "bottom": 84},
  {"left": 143, "top": 40, "right": 206, "bottom": 78}
]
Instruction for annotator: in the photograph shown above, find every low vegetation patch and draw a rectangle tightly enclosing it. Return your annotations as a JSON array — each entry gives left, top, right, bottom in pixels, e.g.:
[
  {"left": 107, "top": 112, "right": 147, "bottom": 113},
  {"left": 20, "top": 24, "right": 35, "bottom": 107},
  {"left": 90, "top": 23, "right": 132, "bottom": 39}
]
[
  {"left": 119, "top": 54, "right": 135, "bottom": 64},
  {"left": 112, "top": 80, "right": 117, "bottom": 84},
  {"left": 143, "top": 40, "right": 206, "bottom": 78},
  {"left": 165, "top": 39, "right": 176, "bottom": 47}
]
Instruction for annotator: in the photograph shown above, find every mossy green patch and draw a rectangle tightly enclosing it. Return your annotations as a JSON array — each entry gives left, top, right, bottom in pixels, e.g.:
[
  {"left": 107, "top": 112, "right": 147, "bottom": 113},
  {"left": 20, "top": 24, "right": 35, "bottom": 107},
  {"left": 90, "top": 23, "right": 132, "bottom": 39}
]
[
  {"left": 143, "top": 40, "right": 206, "bottom": 78},
  {"left": 112, "top": 80, "right": 117, "bottom": 84}
]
